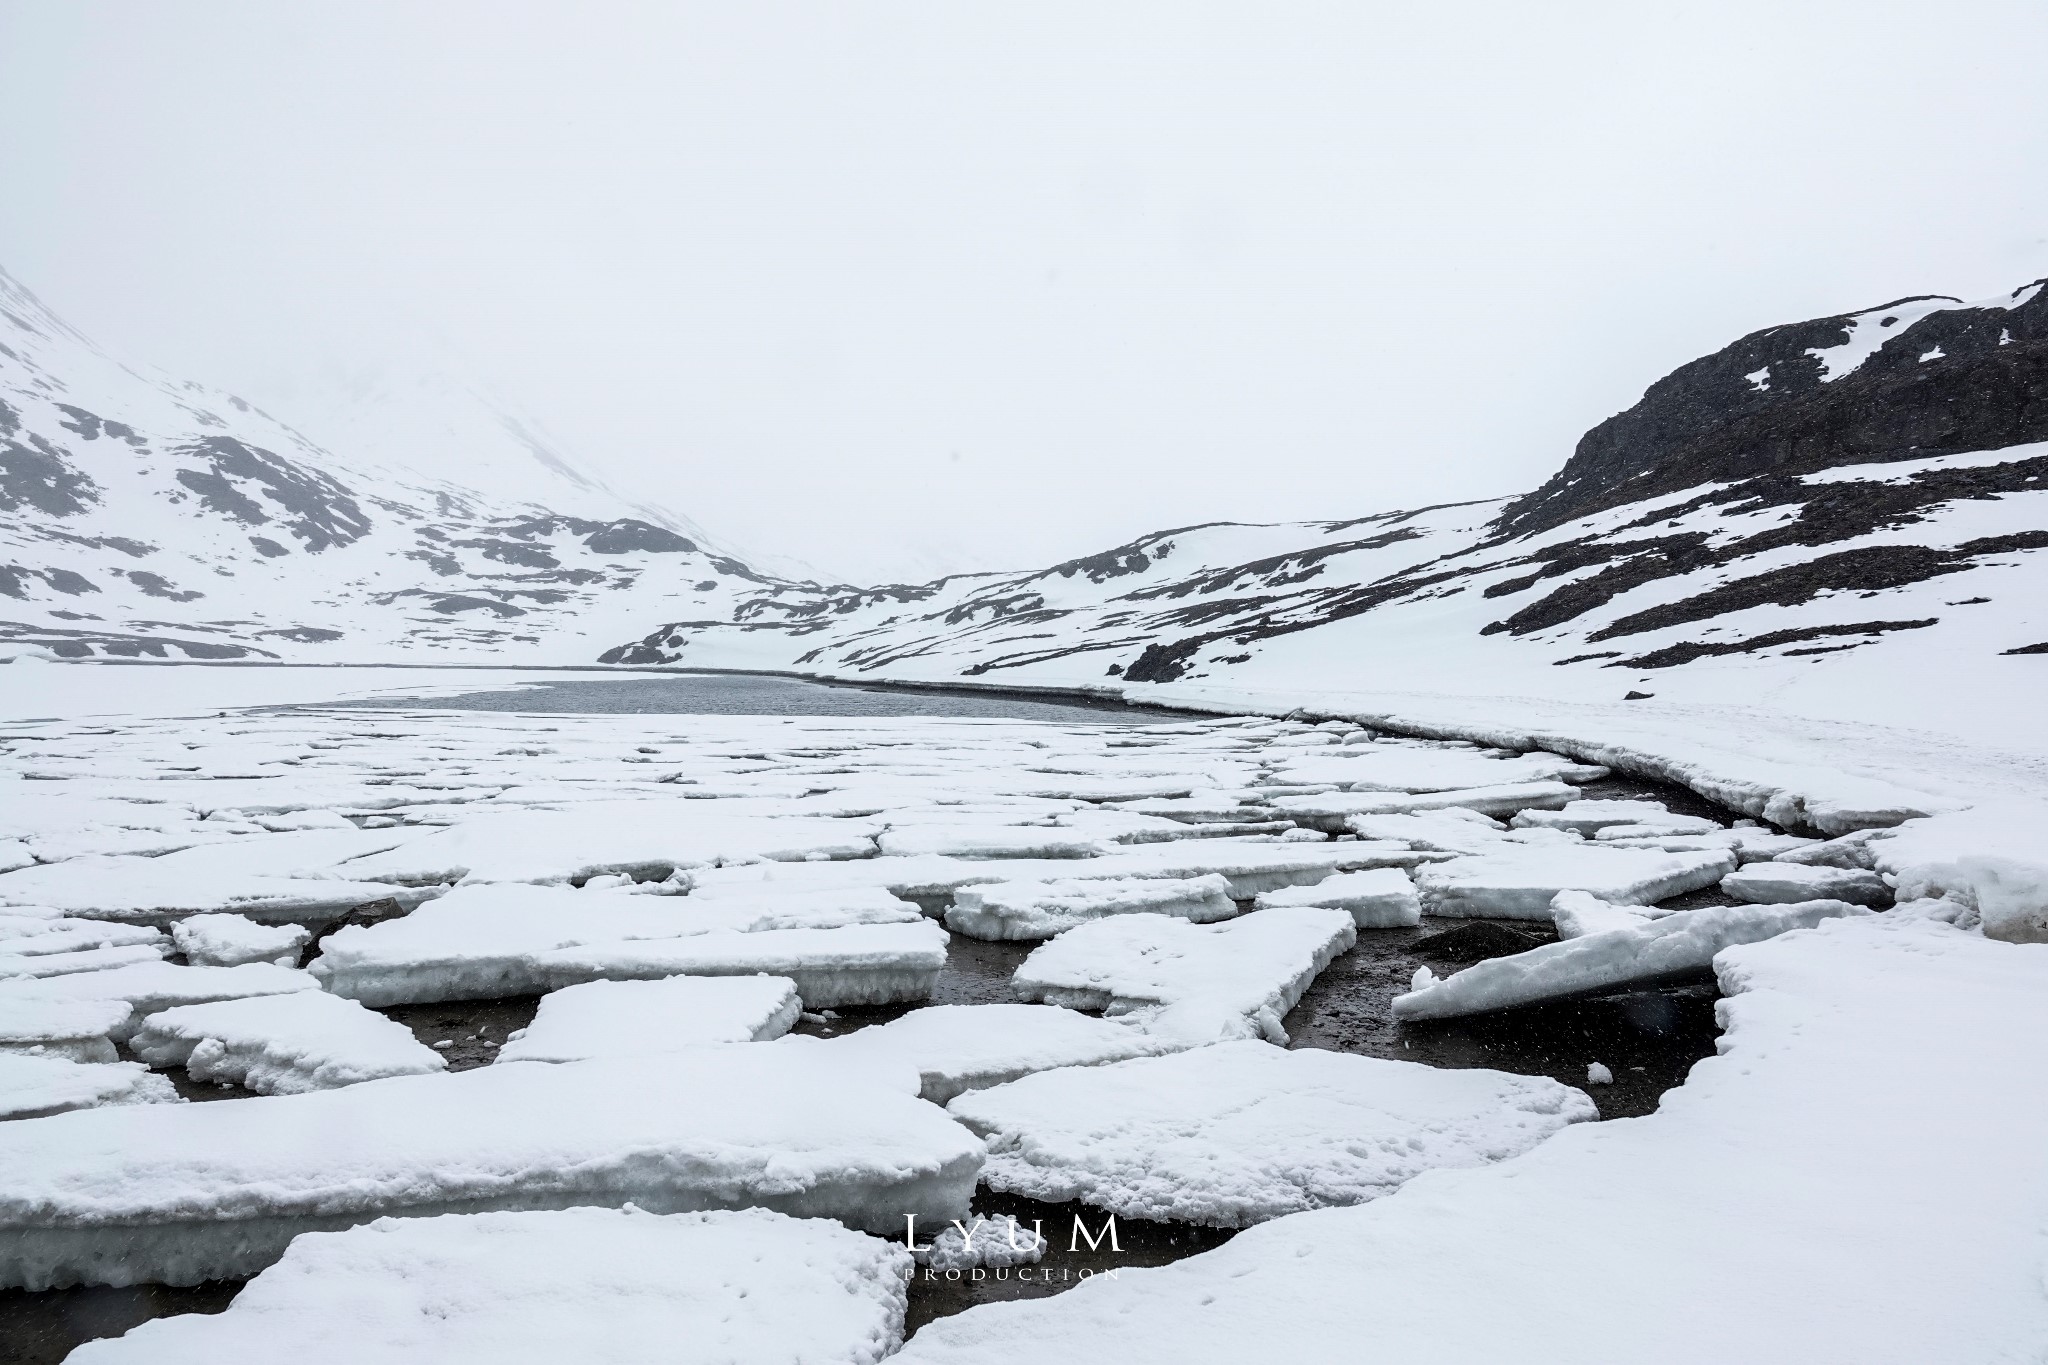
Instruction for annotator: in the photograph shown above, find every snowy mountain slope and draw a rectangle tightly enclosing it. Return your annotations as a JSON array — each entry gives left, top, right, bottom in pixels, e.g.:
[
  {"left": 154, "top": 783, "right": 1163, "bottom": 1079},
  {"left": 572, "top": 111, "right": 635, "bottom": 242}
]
[
  {"left": 0, "top": 269, "right": 832, "bottom": 662},
  {"left": 608, "top": 279, "right": 2048, "bottom": 730}
]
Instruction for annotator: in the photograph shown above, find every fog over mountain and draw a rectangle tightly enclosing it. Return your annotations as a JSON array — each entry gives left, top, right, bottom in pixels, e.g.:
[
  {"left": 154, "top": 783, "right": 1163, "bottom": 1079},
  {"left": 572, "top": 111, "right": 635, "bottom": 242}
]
[{"left": 3, "top": 2, "right": 2044, "bottom": 580}]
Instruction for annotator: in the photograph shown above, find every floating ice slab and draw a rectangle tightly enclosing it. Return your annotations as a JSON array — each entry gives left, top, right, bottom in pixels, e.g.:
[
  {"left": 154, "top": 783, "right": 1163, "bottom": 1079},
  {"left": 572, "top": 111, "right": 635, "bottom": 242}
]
[
  {"left": 171, "top": 914, "right": 310, "bottom": 967},
  {"left": 945, "top": 875, "right": 1235, "bottom": 941},
  {"left": 0, "top": 962, "right": 318, "bottom": 1042},
  {"left": 790, "top": 1003, "right": 1174, "bottom": 1105},
  {"left": 0, "top": 1044, "right": 979, "bottom": 1289},
  {"left": 876, "top": 827, "right": 1107, "bottom": 860},
  {"left": 309, "top": 884, "right": 918, "bottom": 1007},
  {"left": 1416, "top": 846, "right": 1738, "bottom": 919},
  {"left": 1273, "top": 782, "right": 1578, "bottom": 832},
  {"left": 1549, "top": 890, "right": 1668, "bottom": 940},
  {"left": 1013, "top": 907, "right": 1357, "bottom": 1044},
  {"left": 1345, "top": 808, "right": 1520, "bottom": 853},
  {"left": 0, "top": 996, "right": 130, "bottom": 1062},
  {"left": 67, "top": 1206, "right": 915, "bottom": 1365},
  {"left": 338, "top": 801, "right": 882, "bottom": 886},
  {"left": 0, "top": 1054, "right": 181, "bottom": 1121},
  {"left": 949, "top": 1042, "right": 1596, "bottom": 1227},
  {"left": 688, "top": 855, "right": 1014, "bottom": 903},
  {"left": 660, "top": 886, "right": 929, "bottom": 932},
  {"left": 1272, "top": 749, "right": 1605, "bottom": 793},
  {"left": 1106, "top": 792, "right": 1280, "bottom": 824},
  {"left": 537, "top": 922, "right": 952, "bottom": 1009},
  {"left": 309, "top": 886, "right": 711, "bottom": 1006},
  {"left": 1594, "top": 827, "right": 1817, "bottom": 863},
  {"left": 496, "top": 976, "right": 802, "bottom": 1063},
  {"left": 0, "top": 908, "right": 70, "bottom": 935},
  {"left": 1513, "top": 800, "right": 1718, "bottom": 837},
  {"left": 1393, "top": 898, "right": 1867, "bottom": 1021},
  {"left": 692, "top": 843, "right": 1431, "bottom": 906},
  {"left": 0, "top": 920, "right": 167, "bottom": 957},
  {"left": 131, "top": 993, "right": 447, "bottom": 1094},
  {"left": 0, "top": 856, "right": 431, "bottom": 927},
  {"left": 1094, "top": 840, "right": 1438, "bottom": 898},
  {"left": 0, "top": 944, "right": 168, "bottom": 980},
  {"left": 1722, "top": 861, "right": 1892, "bottom": 907},
  {"left": 1253, "top": 868, "right": 1420, "bottom": 927}
]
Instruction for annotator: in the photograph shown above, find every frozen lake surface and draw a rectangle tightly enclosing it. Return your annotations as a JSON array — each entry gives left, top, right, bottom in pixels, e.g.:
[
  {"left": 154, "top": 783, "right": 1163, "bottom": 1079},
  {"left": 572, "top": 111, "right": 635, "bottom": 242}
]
[
  {"left": 10, "top": 668, "right": 2026, "bottom": 1363},
  {"left": 329, "top": 671, "right": 1182, "bottom": 724}
]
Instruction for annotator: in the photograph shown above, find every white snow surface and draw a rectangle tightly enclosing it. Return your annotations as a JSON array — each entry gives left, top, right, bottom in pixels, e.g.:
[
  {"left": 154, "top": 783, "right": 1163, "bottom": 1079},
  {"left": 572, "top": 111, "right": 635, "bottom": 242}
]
[
  {"left": 787, "top": 1003, "right": 1175, "bottom": 1105},
  {"left": 0, "top": 1054, "right": 182, "bottom": 1121},
  {"left": 0, "top": 996, "right": 130, "bottom": 1062},
  {"left": 895, "top": 916, "right": 2048, "bottom": 1365},
  {"left": 0, "top": 961, "right": 318, "bottom": 1042},
  {"left": 170, "top": 914, "right": 309, "bottom": 967},
  {"left": 1415, "top": 844, "right": 1738, "bottom": 919},
  {"left": 0, "top": 944, "right": 168, "bottom": 979},
  {"left": 1252, "top": 867, "right": 1420, "bottom": 927},
  {"left": 948, "top": 1041, "right": 1597, "bottom": 1227},
  {"left": 0, "top": 1043, "right": 978, "bottom": 1289},
  {"left": 308, "top": 883, "right": 918, "bottom": 1006},
  {"left": 534, "top": 922, "right": 952, "bottom": 1009},
  {"left": 1012, "top": 907, "right": 1357, "bottom": 1045},
  {"left": 495, "top": 975, "right": 802, "bottom": 1063},
  {"left": 944, "top": 874, "right": 1236, "bottom": 941},
  {"left": 129, "top": 992, "right": 447, "bottom": 1093},
  {"left": 66, "top": 1207, "right": 913, "bottom": 1365},
  {"left": 1548, "top": 889, "right": 1666, "bottom": 940},
  {"left": 1721, "top": 860, "right": 1893, "bottom": 907}
]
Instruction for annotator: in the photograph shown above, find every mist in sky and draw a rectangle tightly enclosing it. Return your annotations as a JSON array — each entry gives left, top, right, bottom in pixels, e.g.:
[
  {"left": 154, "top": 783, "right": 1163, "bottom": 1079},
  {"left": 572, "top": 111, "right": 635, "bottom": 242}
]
[{"left": 3, "top": 1, "right": 2045, "bottom": 582}]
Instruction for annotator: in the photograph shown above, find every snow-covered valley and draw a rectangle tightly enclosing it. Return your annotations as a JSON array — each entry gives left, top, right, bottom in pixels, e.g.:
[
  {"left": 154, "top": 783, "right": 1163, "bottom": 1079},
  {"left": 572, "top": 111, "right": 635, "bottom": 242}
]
[{"left": 4, "top": 266, "right": 2048, "bottom": 1363}]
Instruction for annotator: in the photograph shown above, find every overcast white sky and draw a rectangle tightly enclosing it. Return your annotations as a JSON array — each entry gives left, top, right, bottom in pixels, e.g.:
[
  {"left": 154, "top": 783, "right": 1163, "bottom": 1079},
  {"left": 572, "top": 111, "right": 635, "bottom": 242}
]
[{"left": 3, "top": 2, "right": 2045, "bottom": 581}]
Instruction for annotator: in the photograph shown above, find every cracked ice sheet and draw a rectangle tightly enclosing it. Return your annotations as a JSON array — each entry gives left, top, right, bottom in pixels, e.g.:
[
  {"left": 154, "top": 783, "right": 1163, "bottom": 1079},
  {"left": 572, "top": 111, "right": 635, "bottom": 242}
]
[
  {"left": 534, "top": 921, "right": 952, "bottom": 1009},
  {"left": 0, "top": 1043, "right": 979, "bottom": 1289},
  {"left": 338, "top": 801, "right": 884, "bottom": 886},
  {"left": 0, "top": 858, "right": 437, "bottom": 928},
  {"left": 1012, "top": 907, "right": 1357, "bottom": 1044},
  {"left": 1143, "top": 681, "right": 2031, "bottom": 834},
  {"left": 0, "top": 996, "right": 130, "bottom": 1062},
  {"left": 170, "top": 914, "right": 309, "bottom": 968},
  {"left": 310, "top": 884, "right": 926, "bottom": 1006},
  {"left": 495, "top": 976, "right": 802, "bottom": 1063},
  {"left": 0, "top": 666, "right": 687, "bottom": 723},
  {"left": 0, "top": 962, "right": 319, "bottom": 1042},
  {"left": 944, "top": 875, "right": 1237, "bottom": 941},
  {"left": 895, "top": 917, "right": 2048, "bottom": 1365},
  {"left": 1415, "top": 844, "right": 1739, "bottom": 919},
  {"left": 1270, "top": 780, "right": 1579, "bottom": 832},
  {"left": 67, "top": 1207, "right": 913, "bottom": 1365},
  {"left": 785, "top": 1003, "right": 1178, "bottom": 1105},
  {"left": 1269, "top": 747, "right": 1607, "bottom": 792},
  {"left": 130, "top": 993, "right": 447, "bottom": 1094},
  {"left": 0, "top": 1054, "right": 181, "bottom": 1121},
  {"left": 949, "top": 1041, "right": 1596, "bottom": 1226},
  {"left": 1253, "top": 867, "right": 1420, "bottom": 927}
]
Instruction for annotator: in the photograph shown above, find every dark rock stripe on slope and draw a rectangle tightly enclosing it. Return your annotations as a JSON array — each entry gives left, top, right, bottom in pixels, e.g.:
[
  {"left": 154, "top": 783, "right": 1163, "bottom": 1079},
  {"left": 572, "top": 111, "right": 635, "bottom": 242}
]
[{"left": 1497, "top": 280, "right": 2048, "bottom": 536}]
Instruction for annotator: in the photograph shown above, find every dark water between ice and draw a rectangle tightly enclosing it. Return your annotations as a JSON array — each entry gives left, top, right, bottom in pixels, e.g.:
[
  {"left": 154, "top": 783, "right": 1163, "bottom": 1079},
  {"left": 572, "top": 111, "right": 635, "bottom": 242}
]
[{"left": 3, "top": 679, "right": 1739, "bottom": 1360}]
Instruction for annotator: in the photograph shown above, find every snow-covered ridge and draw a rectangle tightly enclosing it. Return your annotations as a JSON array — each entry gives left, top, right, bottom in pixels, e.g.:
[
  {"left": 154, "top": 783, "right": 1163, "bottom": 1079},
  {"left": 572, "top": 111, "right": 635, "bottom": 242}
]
[
  {"left": 0, "top": 267, "right": 840, "bottom": 663},
  {"left": 611, "top": 278, "right": 2048, "bottom": 771}
]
